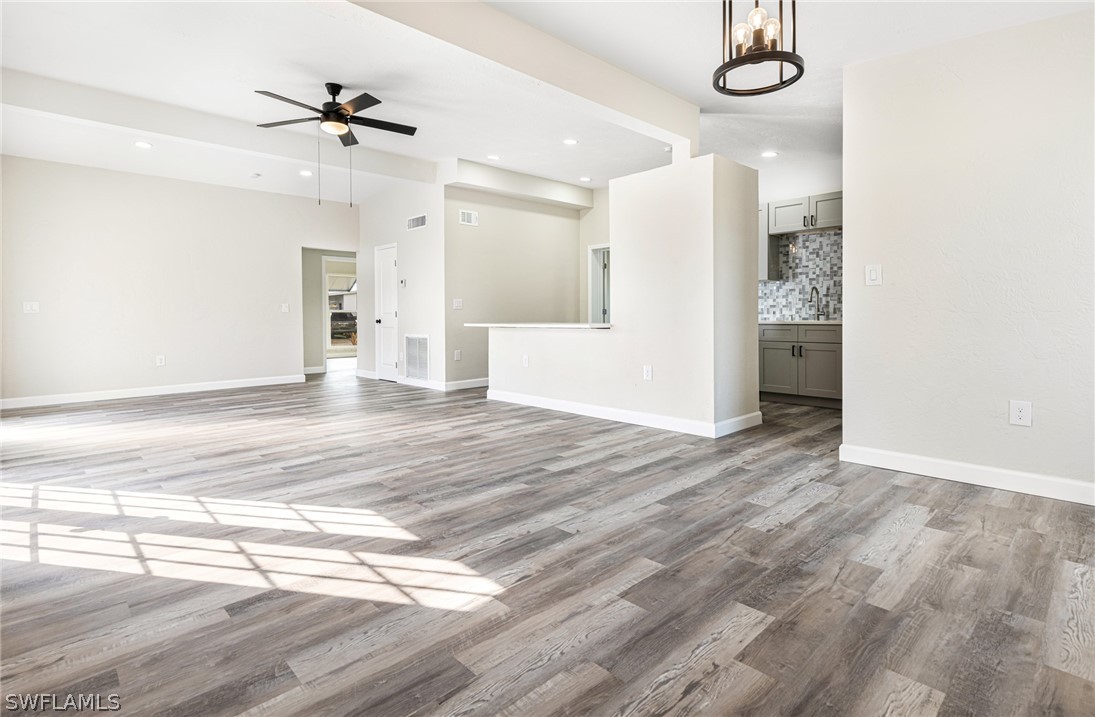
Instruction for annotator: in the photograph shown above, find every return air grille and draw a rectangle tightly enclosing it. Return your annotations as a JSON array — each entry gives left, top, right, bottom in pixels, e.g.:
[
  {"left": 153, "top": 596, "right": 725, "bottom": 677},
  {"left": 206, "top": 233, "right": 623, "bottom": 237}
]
[
  {"left": 407, "top": 214, "right": 427, "bottom": 231},
  {"left": 405, "top": 335, "right": 429, "bottom": 380},
  {"left": 459, "top": 209, "right": 479, "bottom": 226}
]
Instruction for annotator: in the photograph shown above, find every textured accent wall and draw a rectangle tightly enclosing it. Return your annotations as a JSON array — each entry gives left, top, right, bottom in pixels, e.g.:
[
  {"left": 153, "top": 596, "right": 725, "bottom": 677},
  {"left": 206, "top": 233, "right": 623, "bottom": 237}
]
[{"left": 758, "top": 229, "right": 842, "bottom": 321}]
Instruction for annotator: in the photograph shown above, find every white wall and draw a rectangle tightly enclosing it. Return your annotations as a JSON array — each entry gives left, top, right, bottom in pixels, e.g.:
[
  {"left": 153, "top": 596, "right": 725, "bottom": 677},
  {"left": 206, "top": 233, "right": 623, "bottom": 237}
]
[
  {"left": 487, "top": 155, "right": 759, "bottom": 437},
  {"left": 841, "top": 11, "right": 1094, "bottom": 503},
  {"left": 2, "top": 156, "right": 358, "bottom": 406},
  {"left": 357, "top": 179, "right": 445, "bottom": 383},
  {"left": 758, "top": 158, "right": 843, "bottom": 204},
  {"left": 578, "top": 187, "right": 609, "bottom": 322},
  {"left": 444, "top": 186, "right": 579, "bottom": 384}
]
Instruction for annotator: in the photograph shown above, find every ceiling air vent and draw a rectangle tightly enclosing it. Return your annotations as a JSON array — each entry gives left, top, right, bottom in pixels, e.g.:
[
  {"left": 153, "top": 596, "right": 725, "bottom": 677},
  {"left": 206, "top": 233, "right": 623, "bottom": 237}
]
[
  {"left": 459, "top": 209, "right": 479, "bottom": 227},
  {"left": 407, "top": 214, "right": 427, "bottom": 231},
  {"left": 405, "top": 335, "right": 429, "bottom": 380}
]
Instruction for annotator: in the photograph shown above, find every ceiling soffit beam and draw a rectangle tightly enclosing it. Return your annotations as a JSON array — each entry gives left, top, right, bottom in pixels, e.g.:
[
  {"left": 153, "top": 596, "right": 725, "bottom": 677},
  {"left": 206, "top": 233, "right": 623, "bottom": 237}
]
[
  {"left": 355, "top": 1, "right": 699, "bottom": 160},
  {"left": 439, "top": 159, "right": 594, "bottom": 210},
  {"left": 1, "top": 69, "right": 437, "bottom": 183}
]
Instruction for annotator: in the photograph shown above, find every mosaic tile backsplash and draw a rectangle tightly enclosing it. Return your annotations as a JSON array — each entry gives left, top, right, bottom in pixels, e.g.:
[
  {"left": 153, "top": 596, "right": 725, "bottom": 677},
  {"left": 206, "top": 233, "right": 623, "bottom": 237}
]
[{"left": 758, "top": 229, "right": 843, "bottom": 321}]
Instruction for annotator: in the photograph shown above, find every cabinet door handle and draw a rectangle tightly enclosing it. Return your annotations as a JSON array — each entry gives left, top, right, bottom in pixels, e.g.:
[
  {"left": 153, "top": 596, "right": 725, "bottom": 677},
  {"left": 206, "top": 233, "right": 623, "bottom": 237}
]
[
  {"left": 803, "top": 216, "right": 807, "bottom": 228},
  {"left": 791, "top": 345, "right": 796, "bottom": 356},
  {"left": 810, "top": 214, "right": 816, "bottom": 226}
]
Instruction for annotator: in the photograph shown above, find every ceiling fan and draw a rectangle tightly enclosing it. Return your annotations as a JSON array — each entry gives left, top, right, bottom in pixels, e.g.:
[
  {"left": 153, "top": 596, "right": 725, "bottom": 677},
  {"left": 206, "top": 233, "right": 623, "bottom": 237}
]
[{"left": 255, "top": 82, "right": 417, "bottom": 147}]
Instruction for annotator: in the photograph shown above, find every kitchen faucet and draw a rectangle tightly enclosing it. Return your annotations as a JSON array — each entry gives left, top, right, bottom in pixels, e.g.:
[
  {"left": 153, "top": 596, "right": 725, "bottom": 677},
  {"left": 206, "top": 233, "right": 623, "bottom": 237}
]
[{"left": 808, "top": 286, "right": 823, "bottom": 321}]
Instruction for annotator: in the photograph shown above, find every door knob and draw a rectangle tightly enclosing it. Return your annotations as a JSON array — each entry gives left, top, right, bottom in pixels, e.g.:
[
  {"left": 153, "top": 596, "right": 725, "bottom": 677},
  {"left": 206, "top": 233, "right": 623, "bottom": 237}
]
[{"left": 375, "top": 319, "right": 382, "bottom": 324}]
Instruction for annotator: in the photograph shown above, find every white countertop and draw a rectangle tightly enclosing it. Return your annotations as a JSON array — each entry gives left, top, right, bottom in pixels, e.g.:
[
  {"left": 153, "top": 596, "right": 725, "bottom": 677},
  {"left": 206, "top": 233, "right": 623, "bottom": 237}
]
[
  {"left": 759, "top": 320, "right": 843, "bottom": 325},
  {"left": 464, "top": 323, "right": 612, "bottom": 329}
]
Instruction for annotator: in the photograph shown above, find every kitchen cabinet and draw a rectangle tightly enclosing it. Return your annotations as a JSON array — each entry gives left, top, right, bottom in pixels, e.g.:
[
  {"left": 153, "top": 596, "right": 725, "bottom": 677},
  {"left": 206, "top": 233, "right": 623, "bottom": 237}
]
[
  {"left": 768, "top": 196, "right": 809, "bottom": 234},
  {"left": 809, "top": 191, "right": 843, "bottom": 230},
  {"left": 758, "top": 204, "right": 780, "bottom": 281},
  {"left": 767, "top": 191, "right": 842, "bottom": 234},
  {"left": 758, "top": 323, "right": 842, "bottom": 400}
]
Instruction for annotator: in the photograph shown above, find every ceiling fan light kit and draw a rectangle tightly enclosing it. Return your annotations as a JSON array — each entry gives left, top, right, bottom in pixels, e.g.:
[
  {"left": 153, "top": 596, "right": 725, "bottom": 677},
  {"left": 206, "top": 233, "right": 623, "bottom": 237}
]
[
  {"left": 255, "top": 82, "right": 417, "bottom": 147},
  {"left": 713, "top": 0, "right": 805, "bottom": 97}
]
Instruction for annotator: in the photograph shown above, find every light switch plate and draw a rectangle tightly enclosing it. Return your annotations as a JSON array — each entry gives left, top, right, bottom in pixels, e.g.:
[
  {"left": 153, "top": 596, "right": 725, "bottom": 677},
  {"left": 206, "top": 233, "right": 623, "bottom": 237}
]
[
  {"left": 454, "top": 349, "right": 461, "bottom": 361},
  {"left": 453, "top": 298, "right": 463, "bottom": 310},
  {"left": 865, "top": 265, "right": 883, "bottom": 286},
  {"left": 521, "top": 354, "right": 529, "bottom": 368},
  {"left": 22, "top": 301, "right": 40, "bottom": 314},
  {"left": 281, "top": 303, "right": 290, "bottom": 313}
]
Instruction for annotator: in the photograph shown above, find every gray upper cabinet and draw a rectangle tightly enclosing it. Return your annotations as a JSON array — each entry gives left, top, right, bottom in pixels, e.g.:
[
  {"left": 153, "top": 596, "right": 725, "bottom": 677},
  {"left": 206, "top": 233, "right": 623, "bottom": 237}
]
[
  {"left": 767, "top": 191, "right": 842, "bottom": 235},
  {"left": 808, "top": 191, "right": 843, "bottom": 230},
  {"left": 768, "top": 196, "right": 809, "bottom": 235}
]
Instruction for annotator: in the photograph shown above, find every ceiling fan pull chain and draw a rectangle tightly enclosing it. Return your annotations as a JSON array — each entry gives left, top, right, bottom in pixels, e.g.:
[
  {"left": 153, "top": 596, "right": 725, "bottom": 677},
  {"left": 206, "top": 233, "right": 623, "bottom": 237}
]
[
  {"left": 349, "top": 147, "right": 353, "bottom": 208},
  {"left": 316, "top": 131, "right": 322, "bottom": 206}
]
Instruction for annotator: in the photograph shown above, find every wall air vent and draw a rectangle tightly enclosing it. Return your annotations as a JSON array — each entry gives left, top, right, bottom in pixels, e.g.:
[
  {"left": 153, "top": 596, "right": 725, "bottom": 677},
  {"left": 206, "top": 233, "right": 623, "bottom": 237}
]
[
  {"left": 407, "top": 214, "right": 427, "bottom": 231},
  {"left": 405, "top": 335, "right": 429, "bottom": 380},
  {"left": 459, "top": 209, "right": 479, "bottom": 226}
]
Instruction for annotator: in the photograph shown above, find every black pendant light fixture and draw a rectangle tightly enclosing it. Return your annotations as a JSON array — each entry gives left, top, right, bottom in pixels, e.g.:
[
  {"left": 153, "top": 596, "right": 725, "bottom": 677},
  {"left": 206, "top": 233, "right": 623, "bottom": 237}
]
[{"left": 713, "top": 0, "right": 804, "bottom": 96}]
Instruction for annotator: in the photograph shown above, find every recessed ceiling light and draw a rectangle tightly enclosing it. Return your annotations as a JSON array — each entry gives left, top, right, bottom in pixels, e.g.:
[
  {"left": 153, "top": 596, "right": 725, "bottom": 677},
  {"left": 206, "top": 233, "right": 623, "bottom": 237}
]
[
  {"left": 563, "top": 139, "right": 579, "bottom": 146},
  {"left": 486, "top": 155, "right": 501, "bottom": 161},
  {"left": 579, "top": 177, "right": 592, "bottom": 183},
  {"left": 134, "top": 141, "right": 153, "bottom": 149},
  {"left": 761, "top": 150, "right": 779, "bottom": 158},
  {"left": 299, "top": 170, "right": 313, "bottom": 177}
]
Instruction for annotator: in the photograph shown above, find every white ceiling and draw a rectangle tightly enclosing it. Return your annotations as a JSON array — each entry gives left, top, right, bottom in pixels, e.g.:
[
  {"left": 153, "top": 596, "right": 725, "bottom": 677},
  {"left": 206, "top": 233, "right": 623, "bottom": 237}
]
[
  {"left": 490, "top": 0, "right": 1085, "bottom": 168},
  {"left": 2, "top": 0, "right": 1087, "bottom": 198}
]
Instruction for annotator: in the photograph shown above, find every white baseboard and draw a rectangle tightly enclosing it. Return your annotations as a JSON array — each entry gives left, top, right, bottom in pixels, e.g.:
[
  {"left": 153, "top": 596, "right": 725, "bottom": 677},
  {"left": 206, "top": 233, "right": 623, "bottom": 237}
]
[
  {"left": 1, "top": 375, "right": 306, "bottom": 410},
  {"left": 445, "top": 378, "right": 489, "bottom": 391},
  {"left": 304, "top": 366, "right": 326, "bottom": 375},
  {"left": 355, "top": 369, "right": 378, "bottom": 379},
  {"left": 487, "top": 389, "right": 761, "bottom": 438},
  {"left": 398, "top": 376, "right": 447, "bottom": 392},
  {"left": 839, "top": 444, "right": 1094, "bottom": 506}
]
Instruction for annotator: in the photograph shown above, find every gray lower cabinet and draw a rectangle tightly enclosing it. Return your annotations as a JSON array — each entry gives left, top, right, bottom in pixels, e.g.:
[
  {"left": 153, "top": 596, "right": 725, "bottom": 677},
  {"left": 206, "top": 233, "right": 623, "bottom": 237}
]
[{"left": 759, "top": 324, "right": 842, "bottom": 400}]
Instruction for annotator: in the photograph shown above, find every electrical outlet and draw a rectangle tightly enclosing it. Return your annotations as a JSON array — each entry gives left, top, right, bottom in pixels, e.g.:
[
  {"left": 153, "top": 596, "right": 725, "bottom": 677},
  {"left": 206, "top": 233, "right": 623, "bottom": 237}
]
[
  {"left": 281, "top": 303, "right": 290, "bottom": 313},
  {"left": 22, "top": 301, "right": 40, "bottom": 314},
  {"left": 1009, "top": 400, "right": 1032, "bottom": 427},
  {"left": 452, "top": 298, "right": 463, "bottom": 310},
  {"left": 155, "top": 355, "right": 166, "bottom": 367},
  {"left": 521, "top": 354, "right": 529, "bottom": 368},
  {"left": 643, "top": 365, "right": 653, "bottom": 381},
  {"left": 454, "top": 349, "right": 461, "bottom": 361}
]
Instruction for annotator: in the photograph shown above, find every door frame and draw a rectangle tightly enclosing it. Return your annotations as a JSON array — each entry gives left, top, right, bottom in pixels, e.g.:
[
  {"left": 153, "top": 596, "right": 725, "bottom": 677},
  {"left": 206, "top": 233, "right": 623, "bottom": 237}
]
[
  {"left": 374, "top": 243, "right": 398, "bottom": 381},
  {"left": 587, "top": 243, "right": 610, "bottom": 324}
]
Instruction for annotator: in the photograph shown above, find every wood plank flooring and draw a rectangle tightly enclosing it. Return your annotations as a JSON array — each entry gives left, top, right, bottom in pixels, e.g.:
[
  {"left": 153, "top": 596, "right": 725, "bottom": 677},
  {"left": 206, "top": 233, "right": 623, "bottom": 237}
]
[{"left": 2, "top": 371, "right": 1093, "bottom": 716}]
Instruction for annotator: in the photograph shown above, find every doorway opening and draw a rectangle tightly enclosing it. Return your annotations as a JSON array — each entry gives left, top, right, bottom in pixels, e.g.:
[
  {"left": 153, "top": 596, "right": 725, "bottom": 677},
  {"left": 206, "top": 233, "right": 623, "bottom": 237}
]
[
  {"left": 323, "top": 256, "right": 358, "bottom": 361},
  {"left": 589, "top": 245, "right": 611, "bottom": 324}
]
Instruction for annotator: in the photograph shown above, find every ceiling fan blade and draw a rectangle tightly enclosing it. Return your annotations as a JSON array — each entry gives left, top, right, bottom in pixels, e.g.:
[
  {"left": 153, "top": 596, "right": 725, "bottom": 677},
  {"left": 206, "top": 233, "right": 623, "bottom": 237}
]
[
  {"left": 257, "top": 117, "right": 319, "bottom": 128},
  {"left": 339, "top": 127, "right": 359, "bottom": 147},
  {"left": 348, "top": 116, "right": 418, "bottom": 136},
  {"left": 255, "top": 90, "right": 322, "bottom": 113},
  {"left": 338, "top": 91, "right": 381, "bottom": 116}
]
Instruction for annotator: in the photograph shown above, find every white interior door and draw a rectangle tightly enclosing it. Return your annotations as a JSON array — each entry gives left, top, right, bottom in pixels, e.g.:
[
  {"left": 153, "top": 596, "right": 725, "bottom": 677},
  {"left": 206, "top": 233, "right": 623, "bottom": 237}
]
[
  {"left": 375, "top": 245, "right": 398, "bottom": 381},
  {"left": 589, "top": 246, "right": 611, "bottom": 324}
]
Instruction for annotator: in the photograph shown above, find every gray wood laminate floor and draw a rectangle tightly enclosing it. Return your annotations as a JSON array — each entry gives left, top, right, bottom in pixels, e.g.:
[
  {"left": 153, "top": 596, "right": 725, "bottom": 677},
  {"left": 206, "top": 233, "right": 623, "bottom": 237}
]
[{"left": 2, "top": 372, "right": 1093, "bottom": 716}]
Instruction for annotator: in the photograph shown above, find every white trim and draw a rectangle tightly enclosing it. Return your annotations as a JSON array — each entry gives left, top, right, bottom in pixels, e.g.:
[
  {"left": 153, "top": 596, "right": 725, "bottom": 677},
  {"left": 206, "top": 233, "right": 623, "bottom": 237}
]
[
  {"left": 839, "top": 444, "right": 1094, "bottom": 506},
  {"left": 356, "top": 369, "right": 378, "bottom": 379},
  {"left": 486, "top": 389, "right": 762, "bottom": 438},
  {"left": 445, "top": 378, "right": 489, "bottom": 391},
  {"left": 398, "top": 377, "right": 446, "bottom": 391},
  {"left": 304, "top": 366, "right": 326, "bottom": 375},
  {"left": 1, "top": 375, "right": 305, "bottom": 410}
]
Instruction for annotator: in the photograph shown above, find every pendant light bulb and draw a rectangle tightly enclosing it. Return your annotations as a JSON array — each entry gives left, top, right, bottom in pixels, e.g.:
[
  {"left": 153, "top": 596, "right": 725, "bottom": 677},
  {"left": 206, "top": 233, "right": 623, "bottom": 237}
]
[
  {"left": 763, "top": 17, "right": 781, "bottom": 42},
  {"left": 747, "top": 6, "right": 768, "bottom": 29},
  {"left": 732, "top": 22, "right": 751, "bottom": 48}
]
